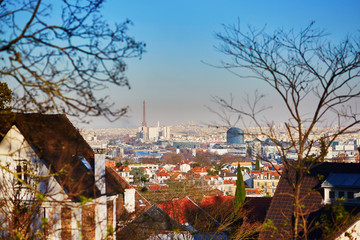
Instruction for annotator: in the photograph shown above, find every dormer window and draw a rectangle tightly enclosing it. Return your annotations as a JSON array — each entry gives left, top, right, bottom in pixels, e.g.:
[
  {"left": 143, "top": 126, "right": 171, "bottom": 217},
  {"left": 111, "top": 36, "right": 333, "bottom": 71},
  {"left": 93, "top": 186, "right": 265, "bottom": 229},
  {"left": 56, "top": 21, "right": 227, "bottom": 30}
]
[
  {"left": 322, "top": 173, "right": 360, "bottom": 205},
  {"left": 338, "top": 191, "right": 345, "bottom": 199},
  {"left": 329, "top": 191, "right": 335, "bottom": 199},
  {"left": 348, "top": 192, "right": 354, "bottom": 199}
]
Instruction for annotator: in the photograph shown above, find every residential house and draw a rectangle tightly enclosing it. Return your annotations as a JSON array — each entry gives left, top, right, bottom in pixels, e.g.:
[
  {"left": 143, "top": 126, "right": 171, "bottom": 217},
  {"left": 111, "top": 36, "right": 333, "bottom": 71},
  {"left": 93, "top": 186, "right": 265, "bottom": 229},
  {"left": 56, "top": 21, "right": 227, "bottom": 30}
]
[
  {"left": 155, "top": 172, "right": 170, "bottom": 184},
  {"left": 246, "top": 188, "right": 265, "bottom": 197},
  {"left": 113, "top": 165, "right": 133, "bottom": 183},
  {"left": 189, "top": 167, "right": 208, "bottom": 176},
  {"left": 173, "top": 166, "right": 181, "bottom": 172},
  {"left": 259, "top": 162, "right": 360, "bottom": 239},
  {"left": 0, "top": 113, "right": 121, "bottom": 239},
  {"left": 170, "top": 172, "right": 187, "bottom": 181},
  {"left": 251, "top": 170, "right": 281, "bottom": 196},
  {"left": 222, "top": 180, "right": 237, "bottom": 196},
  {"left": 230, "top": 161, "right": 253, "bottom": 172},
  {"left": 180, "top": 162, "right": 191, "bottom": 172},
  {"left": 105, "top": 166, "right": 151, "bottom": 230},
  {"left": 128, "top": 163, "right": 159, "bottom": 173}
]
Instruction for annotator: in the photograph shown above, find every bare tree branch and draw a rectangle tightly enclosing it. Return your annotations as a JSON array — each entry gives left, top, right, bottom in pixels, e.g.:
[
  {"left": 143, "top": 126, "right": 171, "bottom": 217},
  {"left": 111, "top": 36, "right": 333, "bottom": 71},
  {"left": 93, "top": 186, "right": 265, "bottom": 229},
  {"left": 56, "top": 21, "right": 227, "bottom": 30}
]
[{"left": 0, "top": 0, "right": 145, "bottom": 121}]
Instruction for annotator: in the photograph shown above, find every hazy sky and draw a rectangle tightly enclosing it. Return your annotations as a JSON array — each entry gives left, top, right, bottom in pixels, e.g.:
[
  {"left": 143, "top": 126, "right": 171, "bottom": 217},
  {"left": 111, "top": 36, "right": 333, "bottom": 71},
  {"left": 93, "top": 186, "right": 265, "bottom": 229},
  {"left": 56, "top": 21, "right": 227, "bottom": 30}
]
[{"left": 80, "top": 0, "right": 360, "bottom": 129}]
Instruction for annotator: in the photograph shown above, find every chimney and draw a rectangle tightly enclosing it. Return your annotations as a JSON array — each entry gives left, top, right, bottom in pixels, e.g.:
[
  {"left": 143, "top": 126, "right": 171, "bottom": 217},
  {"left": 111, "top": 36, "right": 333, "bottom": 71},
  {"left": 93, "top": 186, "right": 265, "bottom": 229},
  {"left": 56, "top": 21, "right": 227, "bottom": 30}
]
[
  {"left": 124, "top": 187, "right": 136, "bottom": 213},
  {"left": 142, "top": 100, "right": 147, "bottom": 127},
  {"left": 94, "top": 148, "right": 106, "bottom": 195}
]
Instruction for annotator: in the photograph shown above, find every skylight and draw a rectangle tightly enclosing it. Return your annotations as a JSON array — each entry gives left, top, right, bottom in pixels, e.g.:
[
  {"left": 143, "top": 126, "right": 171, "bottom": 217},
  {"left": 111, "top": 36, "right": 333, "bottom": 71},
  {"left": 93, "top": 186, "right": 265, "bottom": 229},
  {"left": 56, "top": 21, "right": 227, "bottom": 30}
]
[{"left": 79, "top": 156, "right": 92, "bottom": 170}]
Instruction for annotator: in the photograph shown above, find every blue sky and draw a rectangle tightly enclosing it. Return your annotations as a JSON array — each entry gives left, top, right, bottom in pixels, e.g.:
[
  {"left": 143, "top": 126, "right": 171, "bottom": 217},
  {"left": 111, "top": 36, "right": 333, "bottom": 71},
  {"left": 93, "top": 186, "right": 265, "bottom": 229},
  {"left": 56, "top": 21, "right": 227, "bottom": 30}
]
[{"left": 84, "top": 0, "right": 360, "bottom": 128}]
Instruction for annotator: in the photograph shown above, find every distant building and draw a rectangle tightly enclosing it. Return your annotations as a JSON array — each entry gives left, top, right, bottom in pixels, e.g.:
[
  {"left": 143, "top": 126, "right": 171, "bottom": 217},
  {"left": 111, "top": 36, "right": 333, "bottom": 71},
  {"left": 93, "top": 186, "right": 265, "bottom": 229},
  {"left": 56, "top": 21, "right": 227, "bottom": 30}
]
[
  {"left": 210, "top": 143, "right": 247, "bottom": 157},
  {"left": 227, "top": 127, "right": 244, "bottom": 144},
  {"left": 173, "top": 141, "right": 199, "bottom": 149},
  {"left": 137, "top": 101, "right": 171, "bottom": 142}
]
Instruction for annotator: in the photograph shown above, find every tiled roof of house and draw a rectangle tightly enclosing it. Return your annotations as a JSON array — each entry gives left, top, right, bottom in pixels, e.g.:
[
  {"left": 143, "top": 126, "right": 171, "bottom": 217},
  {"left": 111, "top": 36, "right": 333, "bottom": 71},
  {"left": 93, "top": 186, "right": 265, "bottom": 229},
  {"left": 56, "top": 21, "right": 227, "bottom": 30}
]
[
  {"left": 259, "top": 162, "right": 360, "bottom": 240},
  {"left": 204, "top": 175, "right": 219, "bottom": 180},
  {"left": 200, "top": 195, "right": 272, "bottom": 222},
  {"left": 245, "top": 188, "right": 263, "bottom": 195},
  {"left": 148, "top": 184, "right": 168, "bottom": 191},
  {"left": 157, "top": 196, "right": 221, "bottom": 233},
  {"left": 200, "top": 195, "right": 234, "bottom": 208},
  {"left": 189, "top": 167, "right": 207, "bottom": 173},
  {"left": 0, "top": 113, "right": 99, "bottom": 199},
  {"left": 116, "top": 205, "right": 183, "bottom": 240},
  {"left": 105, "top": 160, "right": 115, "bottom": 167},
  {"left": 170, "top": 172, "right": 186, "bottom": 180},
  {"left": 221, "top": 172, "right": 237, "bottom": 177},
  {"left": 223, "top": 180, "right": 236, "bottom": 185},
  {"left": 156, "top": 172, "right": 170, "bottom": 177},
  {"left": 157, "top": 196, "right": 200, "bottom": 224},
  {"left": 113, "top": 166, "right": 130, "bottom": 172}
]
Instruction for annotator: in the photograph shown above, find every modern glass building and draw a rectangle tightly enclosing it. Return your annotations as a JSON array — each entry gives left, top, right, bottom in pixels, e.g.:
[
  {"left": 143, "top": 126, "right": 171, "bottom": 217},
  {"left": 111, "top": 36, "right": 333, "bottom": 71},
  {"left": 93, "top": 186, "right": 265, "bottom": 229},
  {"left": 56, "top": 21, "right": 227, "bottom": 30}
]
[{"left": 226, "top": 127, "right": 244, "bottom": 144}]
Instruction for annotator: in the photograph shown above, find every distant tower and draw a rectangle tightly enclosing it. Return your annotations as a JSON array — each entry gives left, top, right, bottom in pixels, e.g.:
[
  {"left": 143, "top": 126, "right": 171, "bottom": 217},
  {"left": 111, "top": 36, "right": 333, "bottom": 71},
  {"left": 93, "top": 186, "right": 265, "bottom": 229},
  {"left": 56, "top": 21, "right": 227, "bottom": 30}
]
[{"left": 142, "top": 100, "right": 147, "bottom": 127}]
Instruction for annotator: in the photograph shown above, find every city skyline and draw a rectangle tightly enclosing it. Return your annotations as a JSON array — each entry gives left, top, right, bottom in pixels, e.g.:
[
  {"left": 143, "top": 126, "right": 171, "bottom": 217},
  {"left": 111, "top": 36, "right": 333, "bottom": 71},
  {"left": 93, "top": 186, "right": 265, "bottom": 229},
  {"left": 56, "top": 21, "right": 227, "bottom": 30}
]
[{"left": 75, "top": 0, "right": 360, "bottom": 129}]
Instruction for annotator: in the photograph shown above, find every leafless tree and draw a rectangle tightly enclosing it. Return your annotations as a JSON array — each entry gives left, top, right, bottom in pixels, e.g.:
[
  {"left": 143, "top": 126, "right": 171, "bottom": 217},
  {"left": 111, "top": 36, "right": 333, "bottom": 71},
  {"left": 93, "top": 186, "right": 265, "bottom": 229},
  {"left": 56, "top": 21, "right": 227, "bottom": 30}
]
[
  {"left": 215, "top": 21, "right": 360, "bottom": 239},
  {"left": 0, "top": 0, "right": 145, "bottom": 120}
]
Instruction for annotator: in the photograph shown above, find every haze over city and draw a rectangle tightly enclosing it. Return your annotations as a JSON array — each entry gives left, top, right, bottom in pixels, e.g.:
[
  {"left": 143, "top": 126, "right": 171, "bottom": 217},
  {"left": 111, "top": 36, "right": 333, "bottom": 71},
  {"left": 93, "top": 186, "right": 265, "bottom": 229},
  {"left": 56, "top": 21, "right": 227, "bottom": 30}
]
[{"left": 78, "top": 0, "right": 360, "bottom": 129}]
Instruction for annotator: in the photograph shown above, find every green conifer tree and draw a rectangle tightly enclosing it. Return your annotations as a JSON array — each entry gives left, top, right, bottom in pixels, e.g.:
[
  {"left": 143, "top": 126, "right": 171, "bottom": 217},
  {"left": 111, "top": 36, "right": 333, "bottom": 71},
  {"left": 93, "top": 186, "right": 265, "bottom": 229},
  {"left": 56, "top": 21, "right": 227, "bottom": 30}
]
[
  {"left": 233, "top": 163, "right": 246, "bottom": 211},
  {"left": 255, "top": 158, "right": 260, "bottom": 170}
]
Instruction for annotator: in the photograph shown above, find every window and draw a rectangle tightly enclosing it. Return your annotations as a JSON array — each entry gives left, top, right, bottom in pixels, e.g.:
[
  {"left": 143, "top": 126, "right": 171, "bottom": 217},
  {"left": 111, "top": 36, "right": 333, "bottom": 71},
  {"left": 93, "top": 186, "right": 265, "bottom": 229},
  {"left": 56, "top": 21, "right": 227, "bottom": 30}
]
[
  {"left": 272, "top": 182, "right": 275, "bottom": 187},
  {"left": 339, "top": 191, "right": 345, "bottom": 198},
  {"left": 347, "top": 192, "right": 354, "bottom": 199},
  {"left": 264, "top": 176, "right": 267, "bottom": 179},
  {"left": 257, "top": 182, "right": 260, "bottom": 187},
  {"left": 329, "top": 191, "right": 335, "bottom": 199},
  {"left": 272, "top": 176, "right": 275, "bottom": 179},
  {"left": 16, "top": 160, "right": 28, "bottom": 186}
]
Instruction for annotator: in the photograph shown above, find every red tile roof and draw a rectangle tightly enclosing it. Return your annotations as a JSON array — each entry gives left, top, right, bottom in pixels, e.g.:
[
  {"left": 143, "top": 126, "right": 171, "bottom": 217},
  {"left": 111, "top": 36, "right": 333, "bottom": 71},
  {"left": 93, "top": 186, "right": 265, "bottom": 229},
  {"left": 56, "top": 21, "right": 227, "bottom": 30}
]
[
  {"left": 189, "top": 167, "right": 207, "bottom": 173},
  {"left": 113, "top": 166, "right": 130, "bottom": 172},
  {"left": 148, "top": 185, "right": 168, "bottom": 191},
  {"left": 245, "top": 188, "right": 263, "bottom": 195},
  {"left": 200, "top": 195, "right": 234, "bottom": 208},
  {"left": 223, "top": 180, "right": 236, "bottom": 185},
  {"left": 170, "top": 172, "right": 186, "bottom": 180},
  {"left": 157, "top": 196, "right": 201, "bottom": 224},
  {"left": 156, "top": 172, "right": 170, "bottom": 177},
  {"left": 105, "top": 160, "right": 115, "bottom": 167},
  {"left": 200, "top": 195, "right": 272, "bottom": 222}
]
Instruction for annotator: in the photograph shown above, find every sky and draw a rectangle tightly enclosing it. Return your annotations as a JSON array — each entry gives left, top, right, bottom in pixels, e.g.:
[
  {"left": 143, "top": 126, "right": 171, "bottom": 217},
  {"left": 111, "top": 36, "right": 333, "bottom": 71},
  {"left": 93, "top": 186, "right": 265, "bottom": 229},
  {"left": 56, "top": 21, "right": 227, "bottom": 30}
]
[{"left": 78, "top": 0, "right": 360, "bottom": 129}]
